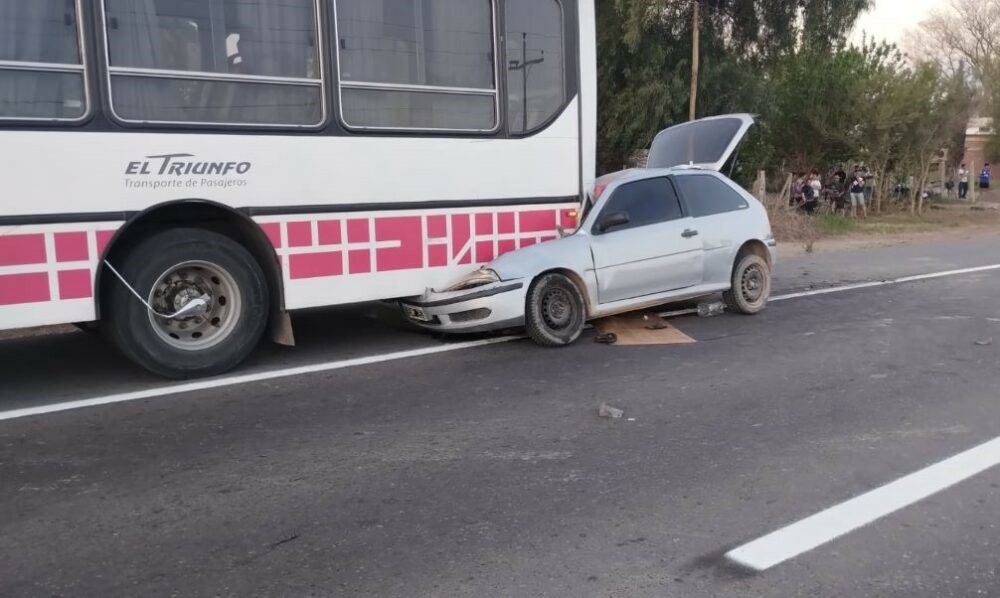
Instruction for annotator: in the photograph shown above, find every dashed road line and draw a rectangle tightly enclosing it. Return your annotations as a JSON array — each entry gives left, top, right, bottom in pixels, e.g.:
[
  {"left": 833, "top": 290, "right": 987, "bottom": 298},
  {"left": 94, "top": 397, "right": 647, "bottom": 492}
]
[
  {"left": 770, "top": 264, "right": 1000, "bottom": 302},
  {"left": 726, "top": 435, "right": 1000, "bottom": 571}
]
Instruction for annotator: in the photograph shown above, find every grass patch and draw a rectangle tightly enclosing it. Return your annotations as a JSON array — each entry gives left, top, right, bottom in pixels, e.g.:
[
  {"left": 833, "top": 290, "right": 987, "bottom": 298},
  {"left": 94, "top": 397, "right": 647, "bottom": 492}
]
[{"left": 814, "top": 214, "right": 858, "bottom": 235}]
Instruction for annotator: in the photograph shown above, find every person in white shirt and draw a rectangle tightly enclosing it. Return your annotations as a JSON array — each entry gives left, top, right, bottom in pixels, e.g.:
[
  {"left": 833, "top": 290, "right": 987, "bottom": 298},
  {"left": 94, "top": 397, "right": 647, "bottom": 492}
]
[{"left": 958, "top": 164, "right": 969, "bottom": 199}]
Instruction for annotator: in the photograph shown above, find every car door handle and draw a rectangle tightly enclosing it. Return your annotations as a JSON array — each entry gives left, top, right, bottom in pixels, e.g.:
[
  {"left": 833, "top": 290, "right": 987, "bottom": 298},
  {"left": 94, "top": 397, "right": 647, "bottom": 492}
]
[{"left": 682, "top": 229, "right": 699, "bottom": 238}]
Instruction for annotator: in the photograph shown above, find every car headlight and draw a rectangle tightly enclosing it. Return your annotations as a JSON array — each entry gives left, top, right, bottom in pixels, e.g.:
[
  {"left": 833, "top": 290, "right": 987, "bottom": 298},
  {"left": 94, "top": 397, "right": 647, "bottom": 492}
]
[{"left": 444, "top": 268, "right": 501, "bottom": 292}]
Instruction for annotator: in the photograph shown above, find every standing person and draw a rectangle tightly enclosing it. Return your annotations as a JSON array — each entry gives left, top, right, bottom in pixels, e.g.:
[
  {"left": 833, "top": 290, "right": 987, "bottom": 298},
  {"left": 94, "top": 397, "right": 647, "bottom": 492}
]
[
  {"left": 958, "top": 163, "right": 970, "bottom": 199},
  {"left": 809, "top": 169, "right": 823, "bottom": 205},
  {"left": 863, "top": 165, "right": 875, "bottom": 205},
  {"left": 834, "top": 165, "right": 847, "bottom": 185},
  {"left": 828, "top": 173, "right": 846, "bottom": 214},
  {"left": 791, "top": 171, "right": 806, "bottom": 206},
  {"left": 981, "top": 163, "right": 992, "bottom": 190},
  {"left": 849, "top": 168, "right": 867, "bottom": 219},
  {"left": 800, "top": 176, "right": 818, "bottom": 214}
]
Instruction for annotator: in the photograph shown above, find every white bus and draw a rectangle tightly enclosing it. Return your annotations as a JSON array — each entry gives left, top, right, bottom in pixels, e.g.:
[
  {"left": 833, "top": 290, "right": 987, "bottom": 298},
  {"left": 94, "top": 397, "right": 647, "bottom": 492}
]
[{"left": 0, "top": 0, "right": 596, "bottom": 377}]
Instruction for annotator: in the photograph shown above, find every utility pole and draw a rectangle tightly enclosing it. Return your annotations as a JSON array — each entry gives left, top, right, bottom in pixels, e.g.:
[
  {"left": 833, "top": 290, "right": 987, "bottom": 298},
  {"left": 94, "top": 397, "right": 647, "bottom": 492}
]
[{"left": 689, "top": 0, "right": 700, "bottom": 121}]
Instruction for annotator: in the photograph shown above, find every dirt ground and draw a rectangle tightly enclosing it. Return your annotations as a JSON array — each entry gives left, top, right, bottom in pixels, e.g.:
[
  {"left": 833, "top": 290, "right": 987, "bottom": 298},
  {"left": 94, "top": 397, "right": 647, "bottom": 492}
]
[{"left": 774, "top": 197, "right": 1000, "bottom": 257}]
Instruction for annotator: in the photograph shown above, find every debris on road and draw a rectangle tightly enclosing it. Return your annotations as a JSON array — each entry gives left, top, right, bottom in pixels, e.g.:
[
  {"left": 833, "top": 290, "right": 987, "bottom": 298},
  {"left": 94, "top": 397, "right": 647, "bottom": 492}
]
[
  {"left": 643, "top": 314, "right": 670, "bottom": 330},
  {"left": 595, "top": 332, "right": 618, "bottom": 344},
  {"left": 598, "top": 402, "right": 625, "bottom": 419},
  {"left": 594, "top": 315, "right": 695, "bottom": 346},
  {"left": 974, "top": 338, "right": 994, "bottom": 346},
  {"left": 697, "top": 301, "right": 726, "bottom": 318}
]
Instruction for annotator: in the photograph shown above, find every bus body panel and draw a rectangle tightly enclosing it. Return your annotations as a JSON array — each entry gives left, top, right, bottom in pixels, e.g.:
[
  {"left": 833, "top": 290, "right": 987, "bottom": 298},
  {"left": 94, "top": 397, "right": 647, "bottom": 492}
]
[
  {"left": 0, "top": 222, "right": 122, "bottom": 329},
  {"left": 0, "top": 0, "right": 594, "bottom": 333}
]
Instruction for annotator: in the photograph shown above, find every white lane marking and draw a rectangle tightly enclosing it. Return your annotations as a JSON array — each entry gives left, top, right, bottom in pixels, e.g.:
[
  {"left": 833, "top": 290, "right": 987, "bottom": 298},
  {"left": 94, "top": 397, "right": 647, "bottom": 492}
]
[
  {"left": 0, "top": 336, "right": 520, "bottom": 422},
  {"left": 770, "top": 264, "right": 1000, "bottom": 302},
  {"left": 4, "top": 262, "right": 1000, "bottom": 423},
  {"left": 726, "top": 435, "right": 1000, "bottom": 572}
]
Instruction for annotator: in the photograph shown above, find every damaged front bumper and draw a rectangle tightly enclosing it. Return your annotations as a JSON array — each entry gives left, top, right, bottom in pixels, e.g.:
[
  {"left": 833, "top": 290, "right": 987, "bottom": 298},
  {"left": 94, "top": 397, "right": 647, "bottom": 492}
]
[{"left": 400, "top": 279, "right": 529, "bottom": 333}]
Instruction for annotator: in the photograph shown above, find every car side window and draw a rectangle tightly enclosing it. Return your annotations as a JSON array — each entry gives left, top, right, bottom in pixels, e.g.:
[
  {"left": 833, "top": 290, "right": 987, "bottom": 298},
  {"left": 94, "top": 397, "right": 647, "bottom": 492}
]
[
  {"left": 673, "top": 174, "right": 750, "bottom": 218},
  {"left": 595, "top": 178, "right": 684, "bottom": 233}
]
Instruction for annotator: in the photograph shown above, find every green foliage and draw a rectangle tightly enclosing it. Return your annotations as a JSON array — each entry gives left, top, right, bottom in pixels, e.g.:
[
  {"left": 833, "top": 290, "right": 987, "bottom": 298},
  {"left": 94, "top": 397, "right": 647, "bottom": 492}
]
[
  {"left": 596, "top": 0, "right": 873, "bottom": 172},
  {"left": 596, "top": 0, "right": 976, "bottom": 214}
]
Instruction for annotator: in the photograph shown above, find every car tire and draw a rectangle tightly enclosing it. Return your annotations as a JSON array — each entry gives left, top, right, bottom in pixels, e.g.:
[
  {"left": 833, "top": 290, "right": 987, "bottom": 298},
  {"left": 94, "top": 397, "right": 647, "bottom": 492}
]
[
  {"left": 525, "top": 273, "right": 587, "bottom": 347},
  {"left": 102, "top": 227, "right": 269, "bottom": 379},
  {"left": 723, "top": 252, "right": 771, "bottom": 315}
]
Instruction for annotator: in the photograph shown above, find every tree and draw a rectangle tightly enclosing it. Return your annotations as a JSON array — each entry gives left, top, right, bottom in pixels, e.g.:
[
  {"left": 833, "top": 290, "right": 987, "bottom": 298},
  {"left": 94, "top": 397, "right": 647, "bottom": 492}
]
[
  {"left": 596, "top": 0, "right": 873, "bottom": 172},
  {"left": 905, "top": 0, "right": 1000, "bottom": 164}
]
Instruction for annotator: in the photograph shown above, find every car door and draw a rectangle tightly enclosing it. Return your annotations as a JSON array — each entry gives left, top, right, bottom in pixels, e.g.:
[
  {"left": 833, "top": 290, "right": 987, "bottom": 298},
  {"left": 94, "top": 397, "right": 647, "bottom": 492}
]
[
  {"left": 673, "top": 173, "right": 753, "bottom": 286},
  {"left": 589, "top": 177, "right": 703, "bottom": 304}
]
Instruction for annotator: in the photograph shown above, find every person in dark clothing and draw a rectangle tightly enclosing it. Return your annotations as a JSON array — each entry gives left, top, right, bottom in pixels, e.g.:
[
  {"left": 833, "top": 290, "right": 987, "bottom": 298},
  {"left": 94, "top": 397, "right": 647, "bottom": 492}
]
[
  {"left": 981, "top": 163, "right": 992, "bottom": 190},
  {"left": 800, "top": 179, "right": 818, "bottom": 214}
]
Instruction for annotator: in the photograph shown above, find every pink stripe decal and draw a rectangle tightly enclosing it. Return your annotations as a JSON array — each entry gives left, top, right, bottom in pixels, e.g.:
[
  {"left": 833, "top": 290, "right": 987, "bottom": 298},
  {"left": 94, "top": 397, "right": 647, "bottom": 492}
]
[
  {"left": 348, "top": 249, "right": 371, "bottom": 274},
  {"left": 498, "top": 212, "right": 515, "bottom": 234},
  {"left": 428, "top": 244, "right": 448, "bottom": 268},
  {"left": 289, "top": 252, "right": 343, "bottom": 280},
  {"left": 519, "top": 210, "right": 557, "bottom": 233},
  {"left": 58, "top": 269, "right": 92, "bottom": 300},
  {"left": 347, "top": 219, "right": 369, "bottom": 243},
  {"left": 287, "top": 221, "right": 313, "bottom": 248},
  {"left": 260, "top": 223, "right": 282, "bottom": 249},
  {"left": 475, "top": 213, "right": 494, "bottom": 235},
  {"left": 427, "top": 215, "right": 447, "bottom": 239},
  {"left": 0, "top": 273, "right": 50, "bottom": 305},
  {"left": 375, "top": 216, "right": 423, "bottom": 272},
  {"left": 475, "top": 241, "right": 495, "bottom": 263},
  {"left": 0, "top": 234, "right": 46, "bottom": 267},
  {"left": 451, "top": 214, "right": 470, "bottom": 259},
  {"left": 318, "top": 220, "right": 341, "bottom": 245},
  {"left": 96, "top": 230, "right": 116, "bottom": 256},
  {"left": 54, "top": 232, "right": 89, "bottom": 263},
  {"left": 253, "top": 205, "right": 572, "bottom": 280},
  {"left": 561, "top": 209, "right": 577, "bottom": 229}
]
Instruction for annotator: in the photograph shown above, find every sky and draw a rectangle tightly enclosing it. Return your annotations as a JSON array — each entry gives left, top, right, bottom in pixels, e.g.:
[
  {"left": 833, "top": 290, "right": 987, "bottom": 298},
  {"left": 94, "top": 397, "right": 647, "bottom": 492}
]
[{"left": 849, "top": 0, "right": 946, "bottom": 46}]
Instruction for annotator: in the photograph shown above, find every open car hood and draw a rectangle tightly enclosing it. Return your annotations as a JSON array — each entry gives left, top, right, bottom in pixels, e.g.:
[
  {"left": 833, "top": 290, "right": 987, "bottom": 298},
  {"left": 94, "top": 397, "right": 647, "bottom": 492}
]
[{"left": 647, "top": 114, "right": 754, "bottom": 172}]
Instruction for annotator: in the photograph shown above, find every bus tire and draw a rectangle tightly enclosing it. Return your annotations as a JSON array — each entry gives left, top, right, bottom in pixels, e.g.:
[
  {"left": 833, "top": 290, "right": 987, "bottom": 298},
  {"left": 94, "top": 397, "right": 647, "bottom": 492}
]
[{"left": 103, "top": 227, "right": 269, "bottom": 379}]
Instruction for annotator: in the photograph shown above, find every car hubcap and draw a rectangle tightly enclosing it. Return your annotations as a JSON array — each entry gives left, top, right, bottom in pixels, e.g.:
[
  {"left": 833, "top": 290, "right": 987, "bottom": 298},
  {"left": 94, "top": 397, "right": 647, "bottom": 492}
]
[
  {"left": 541, "top": 287, "right": 574, "bottom": 330},
  {"left": 741, "top": 264, "right": 766, "bottom": 304},
  {"left": 148, "top": 260, "right": 242, "bottom": 351}
]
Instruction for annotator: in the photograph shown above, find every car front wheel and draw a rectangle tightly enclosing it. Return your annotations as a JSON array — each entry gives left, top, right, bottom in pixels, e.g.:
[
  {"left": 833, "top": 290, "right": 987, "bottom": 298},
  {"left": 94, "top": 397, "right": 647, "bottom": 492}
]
[
  {"left": 723, "top": 252, "right": 771, "bottom": 314},
  {"left": 525, "top": 273, "right": 587, "bottom": 347}
]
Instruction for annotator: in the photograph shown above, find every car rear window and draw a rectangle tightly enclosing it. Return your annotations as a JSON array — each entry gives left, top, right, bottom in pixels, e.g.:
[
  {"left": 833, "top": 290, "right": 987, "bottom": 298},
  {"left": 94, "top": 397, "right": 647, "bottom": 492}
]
[{"left": 674, "top": 174, "right": 749, "bottom": 218}]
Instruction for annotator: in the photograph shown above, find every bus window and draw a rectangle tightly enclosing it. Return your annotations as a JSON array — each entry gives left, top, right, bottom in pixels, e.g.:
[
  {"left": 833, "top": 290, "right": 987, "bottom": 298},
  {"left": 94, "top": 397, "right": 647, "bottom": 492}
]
[
  {"left": 505, "top": 0, "right": 565, "bottom": 134},
  {"left": 102, "top": 0, "right": 324, "bottom": 127},
  {"left": 334, "top": 0, "right": 498, "bottom": 132},
  {"left": 0, "top": 0, "right": 88, "bottom": 121}
]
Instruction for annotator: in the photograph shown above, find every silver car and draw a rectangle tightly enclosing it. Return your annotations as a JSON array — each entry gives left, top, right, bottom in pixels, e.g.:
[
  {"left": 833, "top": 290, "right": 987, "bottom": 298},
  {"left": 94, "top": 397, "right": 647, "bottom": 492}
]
[{"left": 401, "top": 114, "right": 776, "bottom": 346}]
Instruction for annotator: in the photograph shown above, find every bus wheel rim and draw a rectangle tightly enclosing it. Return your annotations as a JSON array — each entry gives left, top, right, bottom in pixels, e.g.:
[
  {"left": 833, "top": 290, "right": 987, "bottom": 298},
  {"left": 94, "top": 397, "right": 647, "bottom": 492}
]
[{"left": 147, "top": 260, "right": 242, "bottom": 352}]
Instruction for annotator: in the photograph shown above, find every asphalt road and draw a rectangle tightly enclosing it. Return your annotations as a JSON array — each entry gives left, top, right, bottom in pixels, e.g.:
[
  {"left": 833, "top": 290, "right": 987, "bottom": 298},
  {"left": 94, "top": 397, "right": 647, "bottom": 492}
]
[{"left": 3, "top": 234, "right": 1000, "bottom": 597}]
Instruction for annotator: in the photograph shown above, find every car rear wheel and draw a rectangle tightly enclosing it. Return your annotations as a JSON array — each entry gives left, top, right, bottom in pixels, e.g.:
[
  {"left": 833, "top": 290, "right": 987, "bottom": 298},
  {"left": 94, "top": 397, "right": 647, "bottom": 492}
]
[
  {"left": 102, "top": 228, "right": 269, "bottom": 379},
  {"left": 723, "top": 252, "right": 771, "bottom": 315},
  {"left": 525, "top": 273, "right": 586, "bottom": 346}
]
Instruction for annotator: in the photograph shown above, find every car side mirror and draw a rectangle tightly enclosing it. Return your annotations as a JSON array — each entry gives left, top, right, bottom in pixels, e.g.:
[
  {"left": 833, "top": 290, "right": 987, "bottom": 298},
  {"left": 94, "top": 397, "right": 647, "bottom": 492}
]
[{"left": 596, "top": 211, "right": 630, "bottom": 234}]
